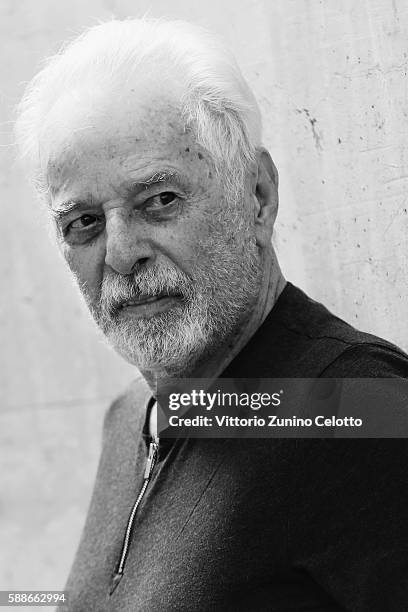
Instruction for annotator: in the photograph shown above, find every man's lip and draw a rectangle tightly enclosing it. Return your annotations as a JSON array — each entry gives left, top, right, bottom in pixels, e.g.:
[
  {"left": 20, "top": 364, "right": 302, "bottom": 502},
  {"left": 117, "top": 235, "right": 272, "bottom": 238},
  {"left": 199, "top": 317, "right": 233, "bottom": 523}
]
[{"left": 120, "top": 293, "right": 180, "bottom": 308}]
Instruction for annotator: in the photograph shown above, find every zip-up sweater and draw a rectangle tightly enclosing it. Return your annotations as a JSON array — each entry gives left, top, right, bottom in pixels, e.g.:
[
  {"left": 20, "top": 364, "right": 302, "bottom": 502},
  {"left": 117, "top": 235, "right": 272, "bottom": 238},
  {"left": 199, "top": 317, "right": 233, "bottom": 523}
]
[{"left": 62, "top": 283, "right": 408, "bottom": 611}]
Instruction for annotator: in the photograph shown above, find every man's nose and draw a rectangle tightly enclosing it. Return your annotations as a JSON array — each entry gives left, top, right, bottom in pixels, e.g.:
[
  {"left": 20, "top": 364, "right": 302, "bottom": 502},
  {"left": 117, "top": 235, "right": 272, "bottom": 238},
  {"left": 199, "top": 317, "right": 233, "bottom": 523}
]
[{"left": 104, "top": 210, "right": 155, "bottom": 275}]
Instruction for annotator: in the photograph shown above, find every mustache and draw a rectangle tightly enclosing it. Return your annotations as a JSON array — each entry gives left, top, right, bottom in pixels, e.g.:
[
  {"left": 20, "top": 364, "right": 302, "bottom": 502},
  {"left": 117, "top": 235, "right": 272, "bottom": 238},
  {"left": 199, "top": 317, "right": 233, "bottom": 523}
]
[{"left": 98, "top": 266, "right": 196, "bottom": 317}]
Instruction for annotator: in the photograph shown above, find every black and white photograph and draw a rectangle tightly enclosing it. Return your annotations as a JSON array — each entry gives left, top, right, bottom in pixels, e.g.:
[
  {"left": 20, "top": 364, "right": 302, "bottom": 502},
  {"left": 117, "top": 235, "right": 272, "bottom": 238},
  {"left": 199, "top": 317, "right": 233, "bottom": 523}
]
[{"left": 1, "top": 1, "right": 408, "bottom": 610}]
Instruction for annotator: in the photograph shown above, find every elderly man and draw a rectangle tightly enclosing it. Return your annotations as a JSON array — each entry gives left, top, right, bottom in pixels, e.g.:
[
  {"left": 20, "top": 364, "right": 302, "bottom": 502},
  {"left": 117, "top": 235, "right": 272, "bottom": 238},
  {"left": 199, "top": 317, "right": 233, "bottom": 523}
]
[{"left": 16, "top": 18, "right": 408, "bottom": 612}]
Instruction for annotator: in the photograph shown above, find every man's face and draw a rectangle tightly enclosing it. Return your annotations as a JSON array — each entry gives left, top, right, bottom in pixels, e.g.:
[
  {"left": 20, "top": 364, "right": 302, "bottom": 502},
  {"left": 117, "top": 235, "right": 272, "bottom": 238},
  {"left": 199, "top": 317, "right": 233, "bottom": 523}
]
[{"left": 45, "top": 93, "right": 263, "bottom": 374}]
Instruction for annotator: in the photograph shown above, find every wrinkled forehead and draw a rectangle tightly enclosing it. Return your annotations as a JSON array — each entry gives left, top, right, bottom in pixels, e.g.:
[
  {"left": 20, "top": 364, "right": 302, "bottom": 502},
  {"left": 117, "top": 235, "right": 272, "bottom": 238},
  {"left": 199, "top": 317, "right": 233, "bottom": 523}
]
[{"left": 41, "top": 86, "right": 191, "bottom": 191}]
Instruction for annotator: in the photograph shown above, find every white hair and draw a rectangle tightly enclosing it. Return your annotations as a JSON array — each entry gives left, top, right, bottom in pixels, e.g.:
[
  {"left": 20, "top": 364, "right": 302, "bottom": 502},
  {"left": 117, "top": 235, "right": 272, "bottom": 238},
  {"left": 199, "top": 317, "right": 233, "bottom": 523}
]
[{"left": 15, "top": 18, "right": 263, "bottom": 198}]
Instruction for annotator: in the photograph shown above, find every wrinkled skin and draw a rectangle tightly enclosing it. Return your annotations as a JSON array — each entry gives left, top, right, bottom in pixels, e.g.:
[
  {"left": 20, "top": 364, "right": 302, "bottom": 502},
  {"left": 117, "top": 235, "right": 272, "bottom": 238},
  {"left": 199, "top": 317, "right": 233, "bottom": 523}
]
[{"left": 44, "top": 92, "right": 283, "bottom": 384}]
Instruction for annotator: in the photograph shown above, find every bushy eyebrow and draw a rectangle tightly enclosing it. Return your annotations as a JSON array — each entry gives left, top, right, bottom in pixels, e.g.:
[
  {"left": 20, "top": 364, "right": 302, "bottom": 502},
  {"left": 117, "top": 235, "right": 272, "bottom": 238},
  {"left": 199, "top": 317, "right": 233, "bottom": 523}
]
[
  {"left": 126, "top": 169, "right": 191, "bottom": 196},
  {"left": 50, "top": 199, "right": 93, "bottom": 222},
  {"left": 50, "top": 169, "right": 191, "bottom": 222}
]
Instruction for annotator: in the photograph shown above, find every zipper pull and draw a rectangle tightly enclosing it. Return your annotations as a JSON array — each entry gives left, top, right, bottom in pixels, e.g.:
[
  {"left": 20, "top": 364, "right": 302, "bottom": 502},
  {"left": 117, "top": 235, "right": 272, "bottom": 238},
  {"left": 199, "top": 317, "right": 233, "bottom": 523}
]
[
  {"left": 109, "top": 571, "right": 123, "bottom": 595},
  {"left": 144, "top": 441, "right": 158, "bottom": 480}
]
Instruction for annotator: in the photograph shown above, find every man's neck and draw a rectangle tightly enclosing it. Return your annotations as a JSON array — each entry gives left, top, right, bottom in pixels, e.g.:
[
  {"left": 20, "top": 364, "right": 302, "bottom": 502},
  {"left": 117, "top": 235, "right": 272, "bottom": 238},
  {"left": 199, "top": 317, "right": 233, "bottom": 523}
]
[{"left": 142, "top": 250, "right": 286, "bottom": 393}]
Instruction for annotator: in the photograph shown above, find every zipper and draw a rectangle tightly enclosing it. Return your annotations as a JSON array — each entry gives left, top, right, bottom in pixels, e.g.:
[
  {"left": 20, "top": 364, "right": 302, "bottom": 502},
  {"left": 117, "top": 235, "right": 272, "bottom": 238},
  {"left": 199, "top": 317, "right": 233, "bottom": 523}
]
[{"left": 109, "top": 440, "right": 159, "bottom": 595}]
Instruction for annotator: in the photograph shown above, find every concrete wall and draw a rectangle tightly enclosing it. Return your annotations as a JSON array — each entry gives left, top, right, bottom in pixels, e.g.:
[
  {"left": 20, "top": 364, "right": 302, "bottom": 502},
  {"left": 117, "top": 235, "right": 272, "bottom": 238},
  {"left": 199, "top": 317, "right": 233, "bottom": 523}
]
[{"left": 1, "top": 0, "right": 407, "bottom": 599}]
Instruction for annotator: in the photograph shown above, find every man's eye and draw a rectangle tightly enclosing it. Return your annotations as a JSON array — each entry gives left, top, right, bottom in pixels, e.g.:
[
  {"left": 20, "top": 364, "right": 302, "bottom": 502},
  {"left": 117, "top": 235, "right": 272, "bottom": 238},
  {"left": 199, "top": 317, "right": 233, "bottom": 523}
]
[
  {"left": 146, "top": 192, "right": 178, "bottom": 209},
  {"left": 68, "top": 215, "right": 99, "bottom": 230}
]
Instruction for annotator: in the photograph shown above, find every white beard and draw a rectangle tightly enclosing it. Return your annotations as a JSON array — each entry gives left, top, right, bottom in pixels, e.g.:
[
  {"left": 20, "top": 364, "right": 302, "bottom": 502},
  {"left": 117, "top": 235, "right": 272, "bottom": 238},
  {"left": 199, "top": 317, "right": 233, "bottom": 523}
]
[{"left": 82, "top": 209, "right": 261, "bottom": 376}]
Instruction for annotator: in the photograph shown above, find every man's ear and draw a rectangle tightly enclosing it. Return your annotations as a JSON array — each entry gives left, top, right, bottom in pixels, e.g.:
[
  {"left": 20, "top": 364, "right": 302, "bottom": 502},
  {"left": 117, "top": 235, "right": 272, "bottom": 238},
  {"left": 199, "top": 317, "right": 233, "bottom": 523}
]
[{"left": 251, "top": 147, "right": 279, "bottom": 248}]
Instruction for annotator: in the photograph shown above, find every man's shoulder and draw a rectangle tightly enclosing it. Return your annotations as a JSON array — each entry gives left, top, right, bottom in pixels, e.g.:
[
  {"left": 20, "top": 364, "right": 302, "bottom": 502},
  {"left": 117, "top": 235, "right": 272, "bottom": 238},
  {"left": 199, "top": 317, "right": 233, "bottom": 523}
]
[
  {"left": 232, "top": 282, "right": 408, "bottom": 378},
  {"left": 279, "top": 283, "right": 398, "bottom": 346},
  {"left": 282, "top": 283, "right": 408, "bottom": 376}
]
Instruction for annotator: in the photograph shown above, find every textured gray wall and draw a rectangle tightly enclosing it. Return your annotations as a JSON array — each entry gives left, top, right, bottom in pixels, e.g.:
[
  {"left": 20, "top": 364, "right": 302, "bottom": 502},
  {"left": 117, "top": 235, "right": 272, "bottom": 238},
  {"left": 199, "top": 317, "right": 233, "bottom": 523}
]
[{"left": 1, "top": 0, "right": 408, "bottom": 598}]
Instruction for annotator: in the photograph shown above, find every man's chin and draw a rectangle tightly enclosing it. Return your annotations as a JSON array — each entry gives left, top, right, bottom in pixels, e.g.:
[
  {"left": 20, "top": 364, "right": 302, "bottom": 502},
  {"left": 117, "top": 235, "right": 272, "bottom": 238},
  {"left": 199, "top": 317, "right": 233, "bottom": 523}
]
[
  {"left": 100, "top": 313, "right": 208, "bottom": 373},
  {"left": 106, "top": 339, "right": 194, "bottom": 374}
]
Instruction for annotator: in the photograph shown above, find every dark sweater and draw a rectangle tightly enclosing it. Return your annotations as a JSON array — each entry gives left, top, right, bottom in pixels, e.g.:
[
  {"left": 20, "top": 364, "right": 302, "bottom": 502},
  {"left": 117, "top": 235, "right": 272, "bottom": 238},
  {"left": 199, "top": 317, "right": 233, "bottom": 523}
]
[{"left": 63, "top": 282, "right": 408, "bottom": 611}]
